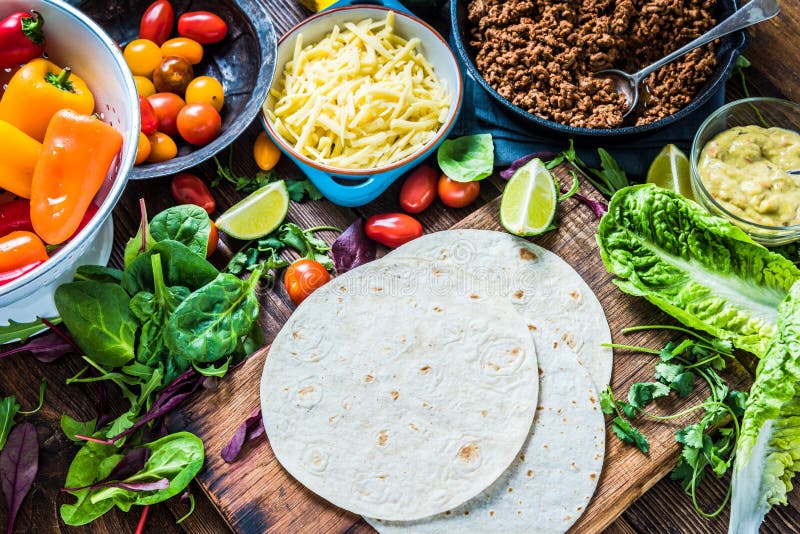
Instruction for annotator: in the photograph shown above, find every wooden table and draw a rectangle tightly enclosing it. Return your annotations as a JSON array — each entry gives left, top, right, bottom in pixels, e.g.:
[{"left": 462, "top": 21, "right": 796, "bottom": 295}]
[{"left": 5, "top": 1, "right": 800, "bottom": 532}]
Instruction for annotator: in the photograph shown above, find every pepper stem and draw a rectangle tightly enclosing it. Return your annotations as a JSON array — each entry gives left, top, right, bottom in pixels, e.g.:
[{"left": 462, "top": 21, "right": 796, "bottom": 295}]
[
  {"left": 45, "top": 67, "right": 75, "bottom": 93},
  {"left": 21, "top": 11, "right": 45, "bottom": 45}
]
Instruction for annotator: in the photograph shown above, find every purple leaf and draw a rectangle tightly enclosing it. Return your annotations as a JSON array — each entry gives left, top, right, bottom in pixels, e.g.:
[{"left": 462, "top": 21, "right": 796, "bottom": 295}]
[
  {"left": 332, "top": 218, "right": 376, "bottom": 274},
  {"left": 0, "top": 423, "right": 38, "bottom": 534},
  {"left": 0, "top": 330, "right": 76, "bottom": 363},
  {"left": 500, "top": 151, "right": 558, "bottom": 180},
  {"left": 66, "top": 478, "right": 170, "bottom": 493},
  {"left": 106, "top": 448, "right": 150, "bottom": 482},
  {"left": 221, "top": 407, "right": 265, "bottom": 463},
  {"left": 574, "top": 193, "right": 608, "bottom": 218}
]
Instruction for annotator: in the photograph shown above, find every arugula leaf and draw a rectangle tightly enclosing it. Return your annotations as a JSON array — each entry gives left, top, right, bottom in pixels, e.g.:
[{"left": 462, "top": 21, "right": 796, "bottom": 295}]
[
  {"left": 612, "top": 417, "right": 649, "bottom": 454},
  {"left": 0, "top": 317, "right": 61, "bottom": 345},
  {"left": 0, "top": 397, "right": 20, "bottom": 451}
]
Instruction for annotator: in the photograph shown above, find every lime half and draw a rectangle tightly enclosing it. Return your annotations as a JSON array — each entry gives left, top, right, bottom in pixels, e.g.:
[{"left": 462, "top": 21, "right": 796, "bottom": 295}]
[
  {"left": 216, "top": 181, "right": 290, "bottom": 239},
  {"left": 500, "top": 158, "right": 558, "bottom": 236},
  {"left": 646, "top": 144, "right": 694, "bottom": 200}
]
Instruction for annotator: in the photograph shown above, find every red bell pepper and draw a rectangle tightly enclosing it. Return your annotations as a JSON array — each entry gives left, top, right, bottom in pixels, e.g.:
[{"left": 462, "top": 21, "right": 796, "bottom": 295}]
[
  {"left": 0, "top": 199, "right": 34, "bottom": 237},
  {"left": 0, "top": 260, "right": 43, "bottom": 286},
  {"left": 0, "top": 11, "right": 45, "bottom": 69}
]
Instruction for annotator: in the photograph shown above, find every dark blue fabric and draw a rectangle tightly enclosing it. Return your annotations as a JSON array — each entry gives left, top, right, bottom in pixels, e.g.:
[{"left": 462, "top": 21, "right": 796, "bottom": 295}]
[{"left": 451, "top": 65, "right": 725, "bottom": 179}]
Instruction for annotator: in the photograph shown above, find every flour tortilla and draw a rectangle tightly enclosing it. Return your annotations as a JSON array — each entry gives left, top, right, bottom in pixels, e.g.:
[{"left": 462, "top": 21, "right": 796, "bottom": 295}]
[
  {"left": 365, "top": 326, "right": 606, "bottom": 533},
  {"left": 386, "top": 229, "right": 613, "bottom": 389},
  {"left": 260, "top": 260, "right": 540, "bottom": 521}
]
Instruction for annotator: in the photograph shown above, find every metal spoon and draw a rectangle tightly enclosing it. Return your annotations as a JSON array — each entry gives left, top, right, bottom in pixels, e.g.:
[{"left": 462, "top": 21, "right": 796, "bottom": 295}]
[{"left": 595, "top": 0, "right": 781, "bottom": 118}]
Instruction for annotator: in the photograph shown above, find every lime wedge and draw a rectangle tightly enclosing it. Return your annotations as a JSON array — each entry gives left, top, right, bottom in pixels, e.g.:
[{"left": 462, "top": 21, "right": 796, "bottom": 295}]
[
  {"left": 500, "top": 158, "right": 558, "bottom": 236},
  {"left": 646, "top": 144, "right": 694, "bottom": 200},
  {"left": 216, "top": 181, "right": 290, "bottom": 239}
]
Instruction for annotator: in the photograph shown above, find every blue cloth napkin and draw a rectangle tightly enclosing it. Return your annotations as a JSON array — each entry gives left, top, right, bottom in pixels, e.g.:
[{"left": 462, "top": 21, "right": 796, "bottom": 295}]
[{"left": 450, "top": 65, "right": 725, "bottom": 179}]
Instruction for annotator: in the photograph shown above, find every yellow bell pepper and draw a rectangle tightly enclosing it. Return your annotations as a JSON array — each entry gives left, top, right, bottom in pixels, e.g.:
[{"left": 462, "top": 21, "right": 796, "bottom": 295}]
[
  {"left": 0, "top": 58, "right": 95, "bottom": 141},
  {"left": 0, "top": 120, "right": 41, "bottom": 198}
]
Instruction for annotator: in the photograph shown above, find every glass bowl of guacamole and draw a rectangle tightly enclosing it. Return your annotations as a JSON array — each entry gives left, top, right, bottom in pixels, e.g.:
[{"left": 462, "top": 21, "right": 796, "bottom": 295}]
[{"left": 691, "top": 97, "right": 800, "bottom": 246}]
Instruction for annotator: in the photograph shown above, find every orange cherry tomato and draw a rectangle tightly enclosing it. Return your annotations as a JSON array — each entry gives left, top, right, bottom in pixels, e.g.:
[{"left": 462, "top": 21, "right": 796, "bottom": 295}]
[
  {"left": 170, "top": 172, "right": 216, "bottom": 214},
  {"left": 438, "top": 174, "right": 480, "bottom": 208},
  {"left": 147, "top": 132, "right": 177, "bottom": 163},
  {"left": 160, "top": 37, "right": 203, "bottom": 65},
  {"left": 399, "top": 163, "right": 438, "bottom": 214},
  {"left": 133, "top": 75, "right": 156, "bottom": 97},
  {"left": 206, "top": 223, "right": 218, "bottom": 257},
  {"left": 135, "top": 132, "right": 151, "bottom": 165},
  {"left": 253, "top": 131, "right": 280, "bottom": 171},
  {"left": 0, "top": 231, "right": 47, "bottom": 273},
  {"left": 283, "top": 259, "right": 331, "bottom": 306},
  {"left": 177, "top": 102, "right": 221, "bottom": 146},
  {"left": 185, "top": 76, "right": 225, "bottom": 112},
  {"left": 123, "top": 38, "right": 162, "bottom": 77},
  {"left": 147, "top": 92, "right": 185, "bottom": 137},
  {"left": 364, "top": 213, "right": 423, "bottom": 248}
]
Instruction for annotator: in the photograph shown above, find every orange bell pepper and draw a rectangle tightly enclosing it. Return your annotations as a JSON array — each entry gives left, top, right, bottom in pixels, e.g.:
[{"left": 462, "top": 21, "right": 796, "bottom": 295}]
[
  {"left": 0, "top": 231, "right": 47, "bottom": 273},
  {"left": 0, "top": 58, "right": 95, "bottom": 141},
  {"left": 0, "top": 120, "right": 41, "bottom": 198},
  {"left": 30, "top": 109, "right": 122, "bottom": 245}
]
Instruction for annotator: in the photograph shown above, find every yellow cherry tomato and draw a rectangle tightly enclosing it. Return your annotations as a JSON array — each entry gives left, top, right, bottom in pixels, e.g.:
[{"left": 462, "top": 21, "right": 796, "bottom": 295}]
[
  {"left": 185, "top": 76, "right": 224, "bottom": 112},
  {"left": 253, "top": 131, "right": 281, "bottom": 171},
  {"left": 124, "top": 39, "right": 162, "bottom": 77},
  {"left": 135, "top": 132, "right": 151, "bottom": 165},
  {"left": 133, "top": 75, "right": 156, "bottom": 97},
  {"left": 146, "top": 132, "right": 177, "bottom": 163},
  {"left": 160, "top": 37, "right": 204, "bottom": 65}
]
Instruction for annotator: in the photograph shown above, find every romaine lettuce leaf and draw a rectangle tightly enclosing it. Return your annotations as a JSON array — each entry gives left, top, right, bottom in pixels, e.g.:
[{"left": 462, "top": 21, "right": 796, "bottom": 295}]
[
  {"left": 597, "top": 184, "right": 800, "bottom": 357},
  {"left": 729, "top": 281, "right": 800, "bottom": 534}
]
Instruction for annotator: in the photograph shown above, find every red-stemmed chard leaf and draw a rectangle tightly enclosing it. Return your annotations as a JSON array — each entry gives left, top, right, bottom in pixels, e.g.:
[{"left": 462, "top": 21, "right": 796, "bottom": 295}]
[
  {"left": 221, "top": 407, "right": 265, "bottom": 463},
  {"left": 0, "top": 423, "right": 38, "bottom": 534},
  {"left": 500, "top": 151, "right": 557, "bottom": 180},
  {"left": 332, "top": 218, "right": 376, "bottom": 274}
]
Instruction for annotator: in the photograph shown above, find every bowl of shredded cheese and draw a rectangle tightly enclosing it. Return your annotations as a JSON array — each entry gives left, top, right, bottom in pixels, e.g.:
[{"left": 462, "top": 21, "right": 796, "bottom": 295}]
[{"left": 261, "top": 0, "right": 462, "bottom": 207}]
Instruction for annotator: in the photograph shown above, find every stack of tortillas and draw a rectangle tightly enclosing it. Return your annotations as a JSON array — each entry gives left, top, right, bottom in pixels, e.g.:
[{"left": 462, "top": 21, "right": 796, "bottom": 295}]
[{"left": 260, "top": 230, "right": 611, "bottom": 533}]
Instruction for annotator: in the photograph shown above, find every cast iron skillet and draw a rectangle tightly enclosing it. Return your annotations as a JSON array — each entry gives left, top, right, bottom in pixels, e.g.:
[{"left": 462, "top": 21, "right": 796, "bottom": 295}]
[{"left": 451, "top": 0, "right": 749, "bottom": 139}]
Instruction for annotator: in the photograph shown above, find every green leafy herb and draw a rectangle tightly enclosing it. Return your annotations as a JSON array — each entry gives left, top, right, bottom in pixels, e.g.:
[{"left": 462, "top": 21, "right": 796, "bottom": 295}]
[
  {"left": 61, "top": 415, "right": 97, "bottom": 442},
  {"left": 0, "top": 317, "right": 61, "bottom": 345},
  {"left": 0, "top": 396, "right": 20, "bottom": 451},
  {"left": 74, "top": 266, "right": 124, "bottom": 284},
  {"left": 212, "top": 152, "right": 321, "bottom": 200},
  {"left": 149, "top": 205, "right": 213, "bottom": 258},
  {"left": 19, "top": 380, "right": 46, "bottom": 415},
  {"left": 121, "top": 240, "right": 218, "bottom": 296},
  {"left": 124, "top": 199, "right": 155, "bottom": 268},
  {"left": 437, "top": 133, "right": 494, "bottom": 182},
  {"left": 546, "top": 140, "right": 629, "bottom": 196},
  {"left": 612, "top": 417, "right": 650, "bottom": 454}
]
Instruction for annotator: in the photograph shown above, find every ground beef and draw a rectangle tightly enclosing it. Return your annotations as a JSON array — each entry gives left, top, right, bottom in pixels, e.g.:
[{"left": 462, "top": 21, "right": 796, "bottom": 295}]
[{"left": 467, "top": 0, "right": 718, "bottom": 128}]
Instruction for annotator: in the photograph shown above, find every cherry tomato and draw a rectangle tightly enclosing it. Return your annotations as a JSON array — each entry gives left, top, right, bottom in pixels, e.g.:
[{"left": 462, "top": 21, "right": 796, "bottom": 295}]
[
  {"left": 160, "top": 37, "right": 203, "bottom": 65},
  {"left": 135, "top": 132, "right": 151, "bottom": 165},
  {"left": 253, "top": 132, "right": 280, "bottom": 171},
  {"left": 364, "top": 213, "right": 423, "bottom": 248},
  {"left": 283, "top": 259, "right": 331, "bottom": 306},
  {"left": 148, "top": 92, "right": 184, "bottom": 137},
  {"left": 177, "top": 102, "right": 221, "bottom": 146},
  {"left": 0, "top": 231, "right": 47, "bottom": 273},
  {"left": 152, "top": 56, "right": 193, "bottom": 95},
  {"left": 171, "top": 173, "right": 216, "bottom": 214},
  {"left": 133, "top": 75, "right": 156, "bottom": 97},
  {"left": 139, "top": 0, "right": 174, "bottom": 46},
  {"left": 438, "top": 174, "right": 480, "bottom": 208},
  {"left": 177, "top": 11, "right": 228, "bottom": 44},
  {"left": 0, "top": 199, "right": 34, "bottom": 237},
  {"left": 185, "top": 76, "right": 224, "bottom": 113},
  {"left": 147, "top": 132, "right": 177, "bottom": 163},
  {"left": 400, "top": 164, "right": 438, "bottom": 214},
  {"left": 206, "top": 224, "right": 218, "bottom": 257},
  {"left": 123, "top": 38, "right": 162, "bottom": 77},
  {"left": 139, "top": 95, "right": 158, "bottom": 136}
]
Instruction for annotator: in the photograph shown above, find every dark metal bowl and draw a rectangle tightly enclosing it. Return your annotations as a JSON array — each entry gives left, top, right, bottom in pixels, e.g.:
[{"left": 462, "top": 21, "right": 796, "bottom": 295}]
[
  {"left": 67, "top": 0, "right": 276, "bottom": 179},
  {"left": 451, "top": 0, "right": 748, "bottom": 139}
]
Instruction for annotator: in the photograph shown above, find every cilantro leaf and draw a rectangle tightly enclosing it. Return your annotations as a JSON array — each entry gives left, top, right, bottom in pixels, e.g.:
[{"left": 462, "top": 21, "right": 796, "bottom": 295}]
[
  {"left": 676, "top": 423, "right": 704, "bottom": 449},
  {"left": 285, "top": 179, "right": 323, "bottom": 202},
  {"left": 599, "top": 388, "right": 616, "bottom": 414},
  {"left": 724, "top": 390, "right": 748, "bottom": 417},
  {"left": 612, "top": 417, "right": 649, "bottom": 454},
  {"left": 670, "top": 372, "right": 696, "bottom": 397},
  {"left": 628, "top": 382, "right": 671, "bottom": 410},
  {"left": 654, "top": 362, "right": 684, "bottom": 384}
]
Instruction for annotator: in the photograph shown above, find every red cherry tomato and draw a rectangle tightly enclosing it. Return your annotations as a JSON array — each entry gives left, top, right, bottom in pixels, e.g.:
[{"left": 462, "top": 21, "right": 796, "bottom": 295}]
[
  {"left": 283, "top": 259, "right": 331, "bottom": 306},
  {"left": 147, "top": 92, "right": 184, "bottom": 137},
  {"left": 170, "top": 173, "right": 216, "bottom": 214},
  {"left": 399, "top": 163, "right": 438, "bottom": 214},
  {"left": 364, "top": 213, "right": 423, "bottom": 248},
  {"left": 206, "top": 224, "right": 218, "bottom": 257},
  {"left": 0, "top": 199, "right": 34, "bottom": 237},
  {"left": 176, "top": 102, "right": 222, "bottom": 146},
  {"left": 177, "top": 11, "right": 228, "bottom": 44},
  {"left": 139, "top": 0, "right": 174, "bottom": 46},
  {"left": 438, "top": 175, "right": 480, "bottom": 208},
  {"left": 139, "top": 95, "right": 158, "bottom": 136}
]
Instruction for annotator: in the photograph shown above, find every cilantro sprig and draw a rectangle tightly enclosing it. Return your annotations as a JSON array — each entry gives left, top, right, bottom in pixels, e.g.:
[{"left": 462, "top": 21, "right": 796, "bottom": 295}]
[
  {"left": 601, "top": 324, "right": 747, "bottom": 518},
  {"left": 546, "top": 140, "right": 629, "bottom": 197},
  {"left": 212, "top": 149, "right": 322, "bottom": 201}
]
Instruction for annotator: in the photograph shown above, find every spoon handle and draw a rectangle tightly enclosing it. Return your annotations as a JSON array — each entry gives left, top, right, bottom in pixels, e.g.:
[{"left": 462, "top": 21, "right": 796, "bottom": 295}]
[{"left": 633, "top": 0, "right": 780, "bottom": 83}]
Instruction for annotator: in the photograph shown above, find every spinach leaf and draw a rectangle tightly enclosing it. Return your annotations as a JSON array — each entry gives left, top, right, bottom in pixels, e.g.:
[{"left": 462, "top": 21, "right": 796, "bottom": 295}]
[
  {"left": 73, "top": 265, "right": 124, "bottom": 284},
  {"left": 149, "top": 205, "right": 212, "bottom": 258},
  {"left": 61, "top": 441, "right": 122, "bottom": 526},
  {"left": 54, "top": 282, "right": 138, "bottom": 367},
  {"left": 121, "top": 240, "right": 218, "bottom": 296},
  {"left": 165, "top": 269, "right": 261, "bottom": 363},
  {"left": 0, "top": 396, "right": 20, "bottom": 450},
  {"left": 61, "top": 415, "right": 97, "bottom": 442},
  {"left": 437, "top": 133, "right": 494, "bottom": 182}
]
